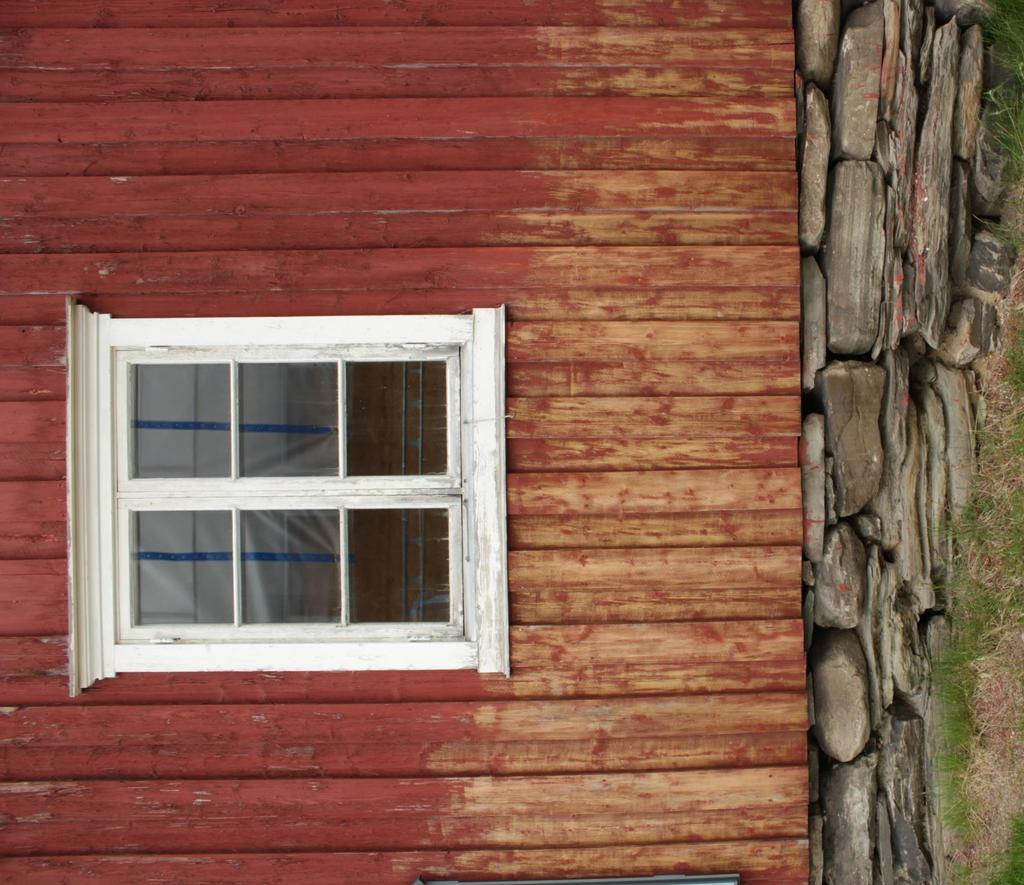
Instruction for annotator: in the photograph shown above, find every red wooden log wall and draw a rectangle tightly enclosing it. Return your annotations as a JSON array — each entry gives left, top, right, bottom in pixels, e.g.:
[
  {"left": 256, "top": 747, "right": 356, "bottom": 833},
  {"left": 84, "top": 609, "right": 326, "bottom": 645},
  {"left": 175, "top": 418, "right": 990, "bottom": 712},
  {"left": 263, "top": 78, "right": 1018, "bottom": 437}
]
[{"left": 0, "top": 2, "right": 807, "bottom": 881}]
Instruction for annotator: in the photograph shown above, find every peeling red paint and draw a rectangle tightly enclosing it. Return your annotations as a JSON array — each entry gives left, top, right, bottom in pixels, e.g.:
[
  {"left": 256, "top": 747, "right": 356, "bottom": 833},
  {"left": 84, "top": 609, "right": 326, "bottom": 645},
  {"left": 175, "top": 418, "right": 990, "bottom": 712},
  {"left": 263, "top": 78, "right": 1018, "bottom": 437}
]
[{"left": 0, "top": 1, "right": 805, "bottom": 876}]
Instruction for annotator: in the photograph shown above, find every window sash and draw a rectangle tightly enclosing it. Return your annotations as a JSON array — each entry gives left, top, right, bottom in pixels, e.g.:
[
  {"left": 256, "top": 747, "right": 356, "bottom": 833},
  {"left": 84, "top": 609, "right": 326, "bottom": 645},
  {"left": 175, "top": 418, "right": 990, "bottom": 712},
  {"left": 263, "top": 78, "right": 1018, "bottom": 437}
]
[
  {"left": 112, "top": 341, "right": 468, "bottom": 643},
  {"left": 116, "top": 497, "right": 465, "bottom": 642},
  {"left": 115, "top": 346, "right": 463, "bottom": 490}
]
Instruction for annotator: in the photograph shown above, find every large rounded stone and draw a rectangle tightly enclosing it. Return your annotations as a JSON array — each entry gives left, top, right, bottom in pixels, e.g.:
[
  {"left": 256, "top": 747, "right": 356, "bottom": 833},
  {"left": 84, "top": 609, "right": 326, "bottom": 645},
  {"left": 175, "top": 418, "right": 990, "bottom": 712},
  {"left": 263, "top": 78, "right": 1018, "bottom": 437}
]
[
  {"left": 934, "top": 0, "right": 987, "bottom": 25},
  {"left": 937, "top": 297, "right": 997, "bottom": 368},
  {"left": 966, "top": 230, "right": 1014, "bottom": 297},
  {"left": 814, "top": 522, "right": 867, "bottom": 629},
  {"left": 971, "top": 127, "right": 1008, "bottom": 218},
  {"left": 800, "top": 85, "right": 831, "bottom": 253},
  {"left": 890, "top": 594, "right": 930, "bottom": 700},
  {"left": 811, "top": 629, "right": 872, "bottom": 762},
  {"left": 823, "top": 161, "right": 886, "bottom": 355},
  {"left": 797, "top": 0, "right": 841, "bottom": 89},
  {"left": 816, "top": 361, "right": 886, "bottom": 517},
  {"left": 832, "top": 2, "right": 885, "bottom": 160}
]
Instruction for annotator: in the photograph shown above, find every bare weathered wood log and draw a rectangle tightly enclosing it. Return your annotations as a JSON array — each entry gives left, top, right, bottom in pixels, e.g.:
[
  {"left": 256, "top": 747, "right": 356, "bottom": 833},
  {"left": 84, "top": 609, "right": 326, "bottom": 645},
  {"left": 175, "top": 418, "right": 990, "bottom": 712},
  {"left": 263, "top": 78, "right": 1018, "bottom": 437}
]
[{"left": 909, "top": 20, "right": 959, "bottom": 347}]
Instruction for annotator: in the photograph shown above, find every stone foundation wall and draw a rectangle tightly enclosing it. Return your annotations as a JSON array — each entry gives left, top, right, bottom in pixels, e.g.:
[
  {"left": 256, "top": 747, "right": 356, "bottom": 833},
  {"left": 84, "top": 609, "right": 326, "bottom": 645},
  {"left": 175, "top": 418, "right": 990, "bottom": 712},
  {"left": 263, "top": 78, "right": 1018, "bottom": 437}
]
[{"left": 796, "top": 0, "right": 1015, "bottom": 882}]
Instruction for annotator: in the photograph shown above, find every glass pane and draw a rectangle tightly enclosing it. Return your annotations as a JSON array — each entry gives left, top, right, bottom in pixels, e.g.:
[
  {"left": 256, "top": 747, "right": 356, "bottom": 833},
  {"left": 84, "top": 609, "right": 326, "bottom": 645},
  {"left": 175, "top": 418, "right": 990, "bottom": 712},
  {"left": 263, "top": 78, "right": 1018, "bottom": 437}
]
[
  {"left": 241, "top": 510, "right": 341, "bottom": 623},
  {"left": 239, "top": 363, "right": 338, "bottom": 477},
  {"left": 346, "top": 361, "right": 448, "bottom": 476},
  {"left": 134, "top": 510, "right": 233, "bottom": 625},
  {"left": 348, "top": 509, "right": 450, "bottom": 623},
  {"left": 133, "top": 364, "right": 230, "bottom": 478}
]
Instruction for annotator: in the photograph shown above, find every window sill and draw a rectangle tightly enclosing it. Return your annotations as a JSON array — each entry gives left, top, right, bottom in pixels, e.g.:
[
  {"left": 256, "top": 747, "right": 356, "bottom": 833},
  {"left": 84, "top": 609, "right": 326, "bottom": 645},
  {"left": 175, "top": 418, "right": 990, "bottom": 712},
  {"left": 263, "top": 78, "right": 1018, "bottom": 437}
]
[{"left": 112, "top": 639, "right": 479, "bottom": 672}]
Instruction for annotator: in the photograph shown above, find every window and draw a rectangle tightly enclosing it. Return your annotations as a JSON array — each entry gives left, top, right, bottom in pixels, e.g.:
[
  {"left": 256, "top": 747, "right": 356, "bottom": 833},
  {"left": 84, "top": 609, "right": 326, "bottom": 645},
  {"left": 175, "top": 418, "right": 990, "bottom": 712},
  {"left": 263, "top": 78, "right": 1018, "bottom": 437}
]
[{"left": 68, "top": 306, "right": 508, "bottom": 693}]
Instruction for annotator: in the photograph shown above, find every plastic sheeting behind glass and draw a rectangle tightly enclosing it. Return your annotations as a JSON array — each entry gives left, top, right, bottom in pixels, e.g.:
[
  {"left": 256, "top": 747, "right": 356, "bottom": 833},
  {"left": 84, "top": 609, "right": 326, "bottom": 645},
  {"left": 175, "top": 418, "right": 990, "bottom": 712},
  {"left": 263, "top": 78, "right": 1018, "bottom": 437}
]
[
  {"left": 134, "top": 510, "right": 234, "bottom": 624},
  {"left": 241, "top": 510, "right": 341, "bottom": 623},
  {"left": 347, "top": 361, "right": 447, "bottom": 476},
  {"left": 133, "top": 364, "right": 230, "bottom": 478},
  {"left": 239, "top": 363, "right": 339, "bottom": 477},
  {"left": 348, "top": 508, "right": 450, "bottom": 623}
]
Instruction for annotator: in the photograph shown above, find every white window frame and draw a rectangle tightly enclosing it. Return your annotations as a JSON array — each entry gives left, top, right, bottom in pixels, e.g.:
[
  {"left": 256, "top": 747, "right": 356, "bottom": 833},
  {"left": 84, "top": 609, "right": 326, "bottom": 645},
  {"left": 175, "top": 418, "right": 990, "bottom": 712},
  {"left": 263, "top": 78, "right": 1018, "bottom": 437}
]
[{"left": 67, "top": 304, "right": 509, "bottom": 694}]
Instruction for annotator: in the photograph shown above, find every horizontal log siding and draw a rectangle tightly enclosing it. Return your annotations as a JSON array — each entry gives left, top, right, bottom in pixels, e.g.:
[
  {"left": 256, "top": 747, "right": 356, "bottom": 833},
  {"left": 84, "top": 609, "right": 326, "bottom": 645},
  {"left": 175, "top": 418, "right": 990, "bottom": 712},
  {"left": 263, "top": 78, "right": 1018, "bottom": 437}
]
[
  {"left": 0, "top": 2, "right": 805, "bottom": 882},
  {"left": 0, "top": 846, "right": 810, "bottom": 885}
]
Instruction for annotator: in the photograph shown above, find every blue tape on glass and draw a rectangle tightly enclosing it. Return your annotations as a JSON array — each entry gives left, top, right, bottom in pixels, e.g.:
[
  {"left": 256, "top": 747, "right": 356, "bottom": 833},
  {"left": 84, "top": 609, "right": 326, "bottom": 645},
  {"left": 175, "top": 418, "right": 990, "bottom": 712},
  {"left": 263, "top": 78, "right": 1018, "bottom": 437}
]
[
  {"left": 137, "top": 551, "right": 340, "bottom": 563},
  {"left": 243, "top": 552, "right": 339, "bottom": 563},
  {"left": 134, "top": 420, "right": 334, "bottom": 435}
]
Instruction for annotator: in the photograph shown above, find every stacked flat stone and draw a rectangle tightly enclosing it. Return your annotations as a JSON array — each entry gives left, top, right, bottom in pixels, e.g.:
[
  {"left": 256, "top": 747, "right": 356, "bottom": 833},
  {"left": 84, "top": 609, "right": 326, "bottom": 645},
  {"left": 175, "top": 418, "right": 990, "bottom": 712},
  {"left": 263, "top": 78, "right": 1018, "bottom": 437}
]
[{"left": 795, "top": 0, "right": 1013, "bottom": 882}]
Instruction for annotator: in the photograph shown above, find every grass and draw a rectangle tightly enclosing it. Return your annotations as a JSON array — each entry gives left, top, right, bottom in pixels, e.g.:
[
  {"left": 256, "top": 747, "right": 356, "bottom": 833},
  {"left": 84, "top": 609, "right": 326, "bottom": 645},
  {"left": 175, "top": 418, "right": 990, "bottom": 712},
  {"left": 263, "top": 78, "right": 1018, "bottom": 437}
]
[
  {"left": 1008, "top": 323, "right": 1024, "bottom": 388},
  {"left": 936, "top": 5, "right": 1024, "bottom": 880},
  {"left": 938, "top": 315, "right": 1024, "bottom": 882},
  {"left": 936, "top": 636, "right": 984, "bottom": 841},
  {"left": 986, "top": 1, "right": 1024, "bottom": 184},
  {"left": 991, "top": 812, "right": 1024, "bottom": 884},
  {"left": 987, "top": 85, "right": 1024, "bottom": 187},
  {"left": 986, "top": 0, "right": 1024, "bottom": 82}
]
